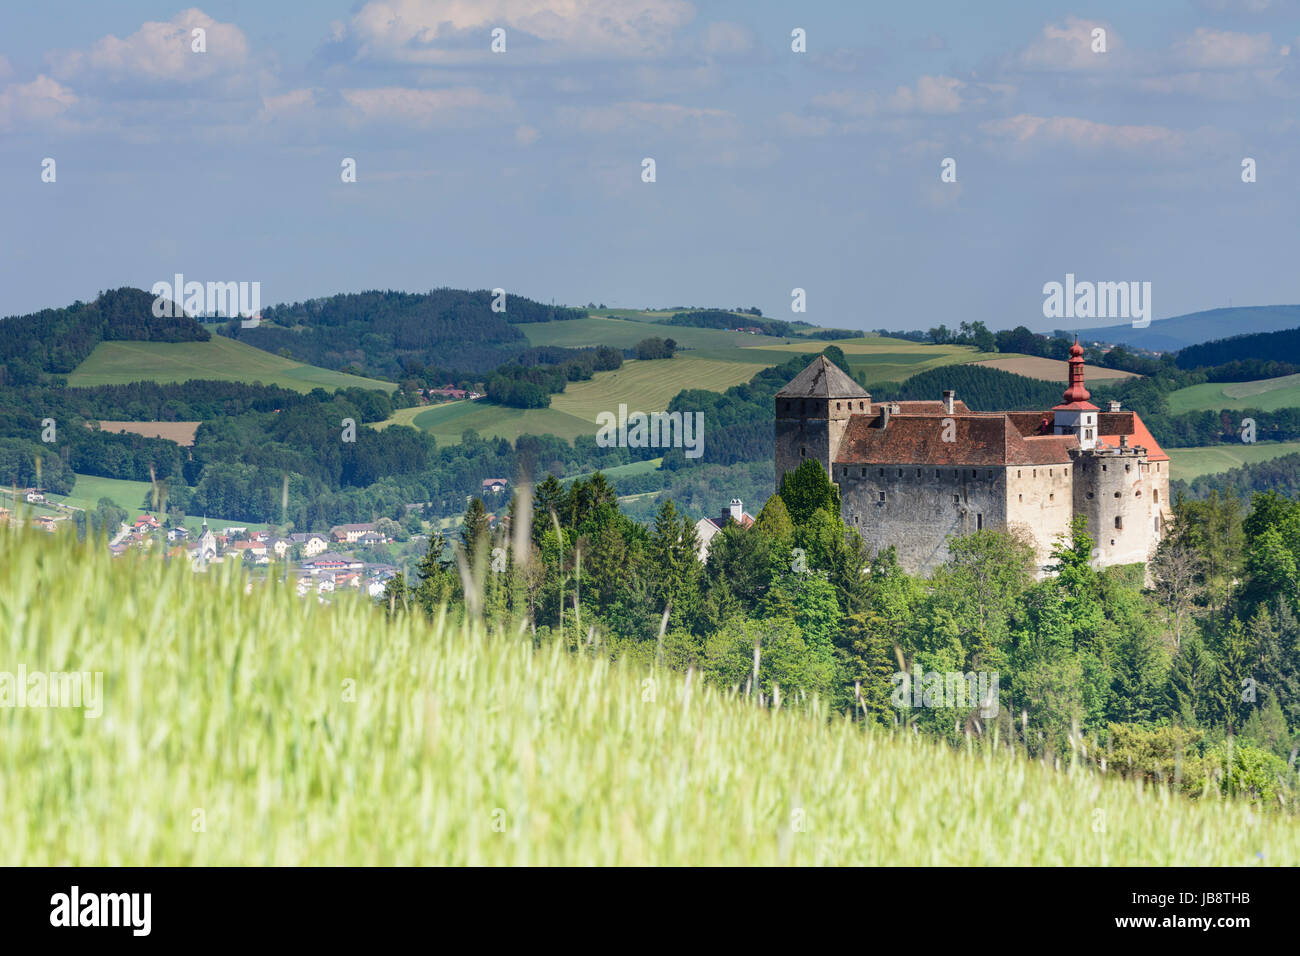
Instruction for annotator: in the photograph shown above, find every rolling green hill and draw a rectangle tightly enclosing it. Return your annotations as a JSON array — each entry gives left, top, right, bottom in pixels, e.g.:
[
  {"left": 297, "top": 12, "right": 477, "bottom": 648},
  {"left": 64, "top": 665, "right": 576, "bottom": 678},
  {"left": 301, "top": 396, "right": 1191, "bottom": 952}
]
[
  {"left": 1166, "top": 373, "right": 1300, "bottom": 414},
  {"left": 377, "top": 354, "right": 771, "bottom": 443},
  {"left": 1167, "top": 441, "right": 1300, "bottom": 482},
  {"left": 5, "top": 526, "right": 1295, "bottom": 865},
  {"left": 67, "top": 336, "right": 397, "bottom": 393}
]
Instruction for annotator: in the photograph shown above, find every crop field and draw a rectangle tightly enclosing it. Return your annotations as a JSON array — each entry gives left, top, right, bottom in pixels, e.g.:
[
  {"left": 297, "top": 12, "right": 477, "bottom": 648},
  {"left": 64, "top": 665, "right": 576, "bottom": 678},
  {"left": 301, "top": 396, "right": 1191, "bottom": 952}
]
[
  {"left": 743, "top": 336, "right": 999, "bottom": 386},
  {"left": 1, "top": 526, "right": 1294, "bottom": 865},
  {"left": 96, "top": 421, "right": 202, "bottom": 446},
  {"left": 67, "top": 335, "right": 397, "bottom": 393},
  {"left": 522, "top": 315, "right": 777, "bottom": 351},
  {"left": 1167, "top": 441, "right": 1300, "bottom": 482},
  {"left": 971, "top": 356, "right": 1140, "bottom": 382},
  {"left": 1167, "top": 373, "right": 1300, "bottom": 415},
  {"left": 376, "top": 356, "right": 771, "bottom": 444}
]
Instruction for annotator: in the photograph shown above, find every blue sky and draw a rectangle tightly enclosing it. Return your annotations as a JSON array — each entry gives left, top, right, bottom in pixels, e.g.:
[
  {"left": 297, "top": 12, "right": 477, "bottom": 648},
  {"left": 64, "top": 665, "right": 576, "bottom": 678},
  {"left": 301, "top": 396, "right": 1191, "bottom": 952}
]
[{"left": 2, "top": 1, "right": 1298, "bottom": 332}]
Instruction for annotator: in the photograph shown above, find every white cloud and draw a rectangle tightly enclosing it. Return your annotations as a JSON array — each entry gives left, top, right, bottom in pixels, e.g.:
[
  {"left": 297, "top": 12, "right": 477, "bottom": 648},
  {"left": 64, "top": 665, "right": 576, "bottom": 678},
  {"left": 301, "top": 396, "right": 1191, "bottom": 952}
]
[
  {"left": 341, "top": 86, "right": 513, "bottom": 126},
  {"left": 0, "top": 74, "right": 78, "bottom": 131},
  {"left": 342, "top": 0, "right": 695, "bottom": 63},
  {"left": 1014, "top": 17, "right": 1118, "bottom": 71},
  {"left": 48, "top": 8, "right": 250, "bottom": 84},
  {"left": 701, "top": 21, "right": 754, "bottom": 56},
  {"left": 814, "top": 75, "right": 1009, "bottom": 117},
  {"left": 558, "top": 100, "right": 731, "bottom": 133},
  {"left": 1172, "top": 28, "right": 1274, "bottom": 68},
  {"left": 515, "top": 123, "right": 540, "bottom": 144},
  {"left": 980, "top": 114, "right": 1187, "bottom": 152}
]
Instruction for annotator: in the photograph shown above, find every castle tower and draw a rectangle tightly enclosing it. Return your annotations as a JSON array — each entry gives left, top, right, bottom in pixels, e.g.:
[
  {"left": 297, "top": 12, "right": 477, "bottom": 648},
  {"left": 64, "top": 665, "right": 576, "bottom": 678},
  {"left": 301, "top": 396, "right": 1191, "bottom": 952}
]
[
  {"left": 774, "top": 356, "right": 871, "bottom": 488},
  {"left": 1051, "top": 338, "right": 1099, "bottom": 451}
]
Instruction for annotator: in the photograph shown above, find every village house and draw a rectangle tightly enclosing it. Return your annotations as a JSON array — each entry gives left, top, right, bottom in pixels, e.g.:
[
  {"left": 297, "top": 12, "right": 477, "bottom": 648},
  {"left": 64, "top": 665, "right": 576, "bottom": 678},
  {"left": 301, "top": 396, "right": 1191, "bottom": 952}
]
[
  {"left": 482, "top": 478, "right": 508, "bottom": 495},
  {"left": 288, "top": 532, "right": 330, "bottom": 556},
  {"left": 695, "top": 499, "right": 755, "bottom": 562},
  {"left": 330, "top": 522, "right": 378, "bottom": 544}
]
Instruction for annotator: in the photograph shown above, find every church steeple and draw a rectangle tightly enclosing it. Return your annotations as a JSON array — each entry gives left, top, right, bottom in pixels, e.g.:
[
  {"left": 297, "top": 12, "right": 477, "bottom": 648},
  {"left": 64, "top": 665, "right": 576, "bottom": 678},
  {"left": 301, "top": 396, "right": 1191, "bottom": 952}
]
[
  {"left": 1052, "top": 337, "right": 1099, "bottom": 449},
  {"left": 1061, "top": 337, "right": 1091, "bottom": 404}
]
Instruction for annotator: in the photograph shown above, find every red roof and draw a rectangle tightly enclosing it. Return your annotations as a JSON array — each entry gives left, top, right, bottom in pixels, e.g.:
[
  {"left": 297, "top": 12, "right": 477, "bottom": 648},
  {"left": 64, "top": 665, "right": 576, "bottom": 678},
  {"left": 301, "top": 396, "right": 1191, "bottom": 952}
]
[{"left": 837, "top": 411, "right": 1077, "bottom": 467}]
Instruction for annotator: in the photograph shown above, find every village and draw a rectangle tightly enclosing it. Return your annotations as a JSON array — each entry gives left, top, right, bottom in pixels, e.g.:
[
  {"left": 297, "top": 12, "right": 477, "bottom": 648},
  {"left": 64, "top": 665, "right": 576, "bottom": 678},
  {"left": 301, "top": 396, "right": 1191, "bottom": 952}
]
[{"left": 2, "top": 476, "right": 515, "bottom": 601}]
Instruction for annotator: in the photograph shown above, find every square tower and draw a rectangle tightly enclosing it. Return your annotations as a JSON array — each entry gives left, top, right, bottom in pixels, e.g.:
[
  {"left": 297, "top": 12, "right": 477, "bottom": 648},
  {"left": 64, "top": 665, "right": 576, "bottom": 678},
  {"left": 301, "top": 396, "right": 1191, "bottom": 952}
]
[{"left": 774, "top": 356, "right": 871, "bottom": 487}]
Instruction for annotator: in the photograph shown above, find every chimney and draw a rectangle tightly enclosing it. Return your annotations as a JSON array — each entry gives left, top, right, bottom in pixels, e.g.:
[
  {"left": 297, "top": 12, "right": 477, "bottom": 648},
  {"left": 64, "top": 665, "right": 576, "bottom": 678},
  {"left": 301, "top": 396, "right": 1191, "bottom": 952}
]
[
  {"left": 729, "top": 498, "right": 743, "bottom": 522},
  {"left": 1120, "top": 435, "right": 1129, "bottom": 449},
  {"left": 880, "top": 405, "right": 891, "bottom": 429},
  {"left": 1108, "top": 400, "right": 1121, "bottom": 412},
  {"left": 942, "top": 390, "right": 955, "bottom": 415}
]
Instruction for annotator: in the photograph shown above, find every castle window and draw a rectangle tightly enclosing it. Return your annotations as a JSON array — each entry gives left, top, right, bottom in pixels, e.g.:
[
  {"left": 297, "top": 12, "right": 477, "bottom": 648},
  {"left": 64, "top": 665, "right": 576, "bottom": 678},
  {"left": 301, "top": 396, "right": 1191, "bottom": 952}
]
[
  {"left": 1102, "top": 465, "right": 1107, "bottom": 472},
  {"left": 1135, "top": 489, "right": 1141, "bottom": 497},
  {"left": 861, "top": 468, "right": 866, "bottom": 477},
  {"left": 1017, "top": 470, "right": 1022, "bottom": 478},
  {"left": 1087, "top": 492, "right": 1094, "bottom": 500},
  {"left": 878, "top": 468, "right": 884, "bottom": 477},
  {"left": 916, "top": 469, "right": 921, "bottom": 477},
  {"left": 971, "top": 470, "right": 976, "bottom": 478},
  {"left": 953, "top": 495, "right": 960, "bottom": 504},
  {"left": 1114, "top": 492, "right": 1121, "bottom": 499},
  {"left": 1086, "top": 429, "right": 1093, "bottom": 439},
  {"left": 859, "top": 402, "right": 865, "bottom": 410},
  {"left": 977, "top": 513, "right": 983, "bottom": 530},
  {"left": 800, "top": 446, "right": 806, "bottom": 457},
  {"left": 1115, "top": 516, "right": 1123, "bottom": 530},
  {"left": 935, "top": 470, "right": 940, "bottom": 478},
  {"left": 1125, "top": 464, "right": 1131, "bottom": 473},
  {"left": 898, "top": 469, "right": 903, "bottom": 478},
  {"left": 1049, "top": 469, "right": 1053, "bottom": 476},
  {"left": 878, "top": 492, "right": 886, "bottom": 503},
  {"left": 836, "top": 402, "right": 841, "bottom": 410},
  {"left": 987, "top": 470, "right": 993, "bottom": 478},
  {"left": 1018, "top": 494, "right": 1023, "bottom": 503},
  {"left": 1033, "top": 469, "right": 1037, "bottom": 478},
  {"left": 1050, "top": 493, "right": 1054, "bottom": 502},
  {"left": 1154, "top": 489, "right": 1159, "bottom": 503}
]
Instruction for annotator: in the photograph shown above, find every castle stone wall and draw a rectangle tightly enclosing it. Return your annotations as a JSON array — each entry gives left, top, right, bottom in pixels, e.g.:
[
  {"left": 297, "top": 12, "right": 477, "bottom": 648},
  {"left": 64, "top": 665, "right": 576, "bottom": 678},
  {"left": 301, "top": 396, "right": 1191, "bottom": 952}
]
[
  {"left": 836, "top": 463, "right": 1007, "bottom": 575},
  {"left": 1005, "top": 462, "right": 1075, "bottom": 568}
]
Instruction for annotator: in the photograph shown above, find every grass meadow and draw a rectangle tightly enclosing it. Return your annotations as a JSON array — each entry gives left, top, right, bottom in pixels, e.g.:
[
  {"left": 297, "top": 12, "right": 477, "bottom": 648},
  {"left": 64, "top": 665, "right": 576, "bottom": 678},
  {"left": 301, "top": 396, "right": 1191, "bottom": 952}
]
[
  {"left": 1167, "top": 373, "right": 1300, "bottom": 414},
  {"left": 1167, "top": 441, "right": 1300, "bottom": 482},
  {"left": 1, "top": 525, "right": 1295, "bottom": 865},
  {"left": 67, "top": 335, "right": 397, "bottom": 394}
]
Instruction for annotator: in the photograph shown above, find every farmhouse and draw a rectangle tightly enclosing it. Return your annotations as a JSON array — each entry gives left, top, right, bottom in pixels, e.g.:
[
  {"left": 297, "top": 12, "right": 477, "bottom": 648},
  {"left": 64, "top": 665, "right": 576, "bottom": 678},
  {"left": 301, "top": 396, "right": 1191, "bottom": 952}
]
[
  {"left": 695, "top": 499, "right": 755, "bottom": 562},
  {"left": 774, "top": 344, "right": 1172, "bottom": 576}
]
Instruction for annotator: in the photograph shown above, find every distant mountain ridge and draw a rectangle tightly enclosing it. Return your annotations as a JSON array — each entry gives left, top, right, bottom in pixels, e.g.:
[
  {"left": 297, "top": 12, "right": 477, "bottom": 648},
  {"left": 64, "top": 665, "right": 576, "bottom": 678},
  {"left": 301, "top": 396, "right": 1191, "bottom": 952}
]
[{"left": 1069, "top": 305, "right": 1300, "bottom": 352}]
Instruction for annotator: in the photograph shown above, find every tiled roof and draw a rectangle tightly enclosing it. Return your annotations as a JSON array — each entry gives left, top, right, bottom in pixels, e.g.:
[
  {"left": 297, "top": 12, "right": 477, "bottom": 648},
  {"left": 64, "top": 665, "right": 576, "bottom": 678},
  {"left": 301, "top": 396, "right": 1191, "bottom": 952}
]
[
  {"left": 836, "top": 410, "right": 1076, "bottom": 466},
  {"left": 775, "top": 356, "right": 870, "bottom": 399}
]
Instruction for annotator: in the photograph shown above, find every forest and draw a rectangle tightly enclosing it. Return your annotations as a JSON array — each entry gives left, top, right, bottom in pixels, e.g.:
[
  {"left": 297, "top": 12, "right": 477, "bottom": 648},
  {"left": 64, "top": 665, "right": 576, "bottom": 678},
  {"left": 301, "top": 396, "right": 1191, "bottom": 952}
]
[
  {"left": 226, "top": 289, "right": 586, "bottom": 378},
  {"left": 383, "top": 458, "right": 1300, "bottom": 807}
]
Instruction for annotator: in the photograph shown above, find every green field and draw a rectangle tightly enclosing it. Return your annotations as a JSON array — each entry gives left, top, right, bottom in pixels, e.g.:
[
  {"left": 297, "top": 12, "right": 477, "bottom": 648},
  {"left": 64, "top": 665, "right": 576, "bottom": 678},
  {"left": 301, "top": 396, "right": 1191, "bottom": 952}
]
[
  {"left": 744, "top": 336, "right": 997, "bottom": 386},
  {"left": 378, "top": 355, "right": 771, "bottom": 444},
  {"left": 1168, "top": 441, "right": 1300, "bottom": 482},
  {"left": 67, "top": 335, "right": 397, "bottom": 393},
  {"left": 567, "top": 457, "right": 662, "bottom": 483},
  {"left": 523, "top": 315, "right": 776, "bottom": 352},
  {"left": 1167, "top": 373, "right": 1300, "bottom": 414},
  {"left": 3, "top": 526, "right": 1294, "bottom": 865},
  {"left": 37, "top": 473, "right": 268, "bottom": 534}
]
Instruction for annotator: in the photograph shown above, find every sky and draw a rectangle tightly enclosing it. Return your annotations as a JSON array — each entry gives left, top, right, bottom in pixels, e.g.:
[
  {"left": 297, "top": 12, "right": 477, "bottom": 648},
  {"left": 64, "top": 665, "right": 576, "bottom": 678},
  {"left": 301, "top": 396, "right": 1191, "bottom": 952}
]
[{"left": 1, "top": 0, "right": 1298, "bottom": 333}]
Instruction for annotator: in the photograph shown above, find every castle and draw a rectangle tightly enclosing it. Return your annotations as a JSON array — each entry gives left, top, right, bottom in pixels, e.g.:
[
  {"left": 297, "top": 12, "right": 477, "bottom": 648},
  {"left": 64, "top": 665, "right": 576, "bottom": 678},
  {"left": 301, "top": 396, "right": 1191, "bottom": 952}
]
[{"left": 774, "top": 342, "right": 1172, "bottom": 575}]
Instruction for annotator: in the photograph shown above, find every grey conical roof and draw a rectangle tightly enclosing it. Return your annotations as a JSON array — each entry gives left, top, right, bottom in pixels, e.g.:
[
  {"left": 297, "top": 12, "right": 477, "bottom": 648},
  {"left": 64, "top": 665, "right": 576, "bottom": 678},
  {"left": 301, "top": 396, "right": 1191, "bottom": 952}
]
[{"left": 775, "top": 355, "right": 870, "bottom": 399}]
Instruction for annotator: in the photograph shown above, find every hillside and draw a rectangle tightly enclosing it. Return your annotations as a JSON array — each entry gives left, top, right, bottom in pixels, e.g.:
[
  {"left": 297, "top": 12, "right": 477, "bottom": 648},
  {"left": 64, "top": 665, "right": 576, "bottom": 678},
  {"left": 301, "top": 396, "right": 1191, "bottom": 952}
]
[
  {"left": 4, "top": 526, "right": 1294, "bottom": 865},
  {"left": 1167, "top": 373, "right": 1300, "bottom": 414},
  {"left": 225, "top": 289, "right": 585, "bottom": 378},
  {"left": 1167, "top": 441, "right": 1300, "bottom": 482},
  {"left": 1073, "top": 305, "right": 1300, "bottom": 352},
  {"left": 67, "top": 335, "right": 397, "bottom": 393}
]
